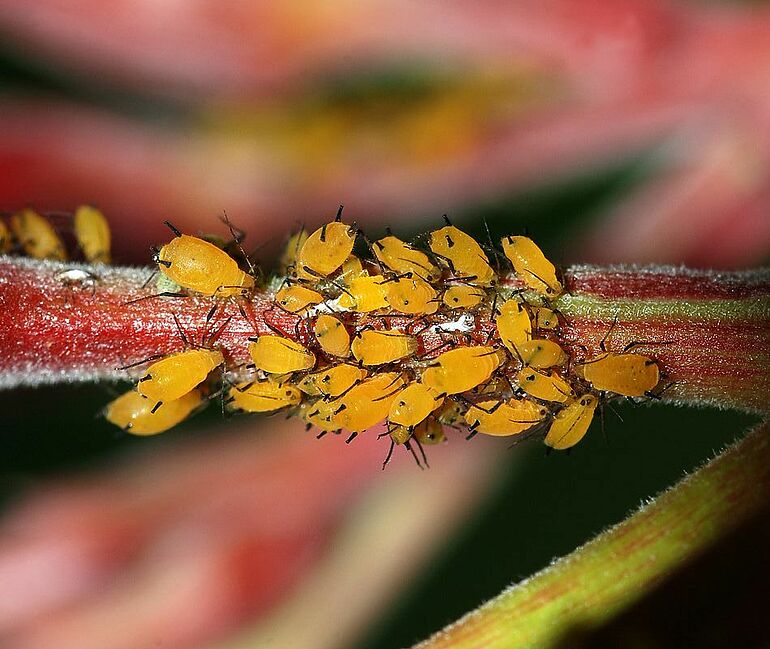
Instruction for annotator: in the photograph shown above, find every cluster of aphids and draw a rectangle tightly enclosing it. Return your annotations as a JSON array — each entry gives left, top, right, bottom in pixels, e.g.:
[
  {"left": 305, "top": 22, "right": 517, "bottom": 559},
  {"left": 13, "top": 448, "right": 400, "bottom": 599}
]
[{"left": 1, "top": 205, "right": 663, "bottom": 468}]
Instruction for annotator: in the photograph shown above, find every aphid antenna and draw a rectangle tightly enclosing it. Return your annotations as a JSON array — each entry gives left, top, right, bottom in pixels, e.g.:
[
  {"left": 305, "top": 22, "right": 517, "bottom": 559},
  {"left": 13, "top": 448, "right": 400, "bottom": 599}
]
[
  {"left": 115, "top": 354, "right": 166, "bottom": 371},
  {"left": 523, "top": 268, "right": 555, "bottom": 298},
  {"left": 622, "top": 340, "right": 675, "bottom": 353},
  {"left": 376, "top": 271, "right": 414, "bottom": 285},
  {"left": 221, "top": 209, "right": 259, "bottom": 277},
  {"left": 328, "top": 278, "right": 356, "bottom": 300},
  {"left": 163, "top": 220, "right": 182, "bottom": 238},
  {"left": 124, "top": 291, "right": 188, "bottom": 305}
]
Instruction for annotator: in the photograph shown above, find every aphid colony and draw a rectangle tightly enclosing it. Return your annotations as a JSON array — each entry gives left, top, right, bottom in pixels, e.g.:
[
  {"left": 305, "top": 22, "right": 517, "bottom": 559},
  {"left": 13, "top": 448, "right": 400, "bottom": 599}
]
[
  {"left": 0, "top": 206, "right": 663, "bottom": 463},
  {"left": 84, "top": 208, "right": 664, "bottom": 465}
]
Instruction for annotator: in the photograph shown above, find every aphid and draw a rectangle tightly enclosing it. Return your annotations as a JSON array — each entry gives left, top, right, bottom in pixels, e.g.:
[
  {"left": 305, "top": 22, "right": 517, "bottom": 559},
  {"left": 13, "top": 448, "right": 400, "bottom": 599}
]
[
  {"left": 421, "top": 346, "right": 505, "bottom": 395},
  {"left": 544, "top": 394, "right": 598, "bottom": 450},
  {"left": 331, "top": 372, "right": 406, "bottom": 434},
  {"left": 155, "top": 224, "right": 254, "bottom": 297},
  {"left": 10, "top": 208, "right": 66, "bottom": 260},
  {"left": 372, "top": 233, "right": 438, "bottom": 281},
  {"left": 337, "top": 274, "right": 389, "bottom": 312},
  {"left": 501, "top": 235, "right": 562, "bottom": 297},
  {"left": 496, "top": 300, "right": 532, "bottom": 354},
  {"left": 106, "top": 388, "right": 202, "bottom": 436},
  {"left": 388, "top": 383, "right": 445, "bottom": 428},
  {"left": 0, "top": 219, "right": 12, "bottom": 253},
  {"left": 275, "top": 284, "right": 323, "bottom": 313},
  {"left": 73, "top": 205, "right": 111, "bottom": 263},
  {"left": 515, "top": 339, "right": 567, "bottom": 369},
  {"left": 579, "top": 353, "right": 659, "bottom": 397},
  {"left": 429, "top": 218, "right": 495, "bottom": 286},
  {"left": 413, "top": 417, "right": 446, "bottom": 445},
  {"left": 302, "top": 398, "right": 340, "bottom": 433},
  {"left": 227, "top": 380, "right": 302, "bottom": 413},
  {"left": 464, "top": 398, "right": 548, "bottom": 436},
  {"left": 383, "top": 275, "right": 438, "bottom": 315},
  {"left": 442, "top": 284, "right": 485, "bottom": 309},
  {"left": 297, "top": 364, "right": 367, "bottom": 398},
  {"left": 55, "top": 268, "right": 99, "bottom": 292},
  {"left": 351, "top": 329, "right": 417, "bottom": 365},
  {"left": 313, "top": 314, "right": 351, "bottom": 357},
  {"left": 295, "top": 209, "right": 357, "bottom": 278},
  {"left": 517, "top": 367, "right": 574, "bottom": 403},
  {"left": 278, "top": 228, "right": 309, "bottom": 275},
  {"left": 533, "top": 307, "right": 559, "bottom": 331},
  {"left": 249, "top": 335, "right": 316, "bottom": 374},
  {"left": 136, "top": 348, "right": 224, "bottom": 407}
]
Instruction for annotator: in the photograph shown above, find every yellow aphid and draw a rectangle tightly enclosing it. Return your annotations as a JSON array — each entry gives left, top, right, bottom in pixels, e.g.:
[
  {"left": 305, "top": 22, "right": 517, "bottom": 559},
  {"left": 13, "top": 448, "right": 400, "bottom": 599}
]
[
  {"left": 351, "top": 329, "right": 417, "bottom": 365},
  {"left": 533, "top": 307, "right": 559, "bottom": 330},
  {"left": 106, "top": 389, "right": 201, "bottom": 436},
  {"left": 337, "top": 274, "right": 389, "bottom": 312},
  {"left": 389, "top": 424, "right": 412, "bottom": 446},
  {"left": 137, "top": 349, "right": 224, "bottom": 405},
  {"left": 0, "top": 220, "right": 11, "bottom": 253},
  {"left": 437, "top": 400, "right": 464, "bottom": 426},
  {"left": 442, "top": 284, "right": 485, "bottom": 309},
  {"left": 515, "top": 339, "right": 567, "bottom": 369},
  {"left": 517, "top": 367, "right": 574, "bottom": 403},
  {"left": 421, "top": 346, "right": 504, "bottom": 395},
  {"left": 331, "top": 373, "right": 406, "bottom": 433},
  {"left": 501, "top": 235, "right": 562, "bottom": 297},
  {"left": 464, "top": 398, "right": 547, "bottom": 436},
  {"left": 384, "top": 275, "right": 439, "bottom": 315},
  {"left": 278, "top": 228, "right": 309, "bottom": 274},
  {"left": 313, "top": 314, "right": 351, "bottom": 357},
  {"left": 297, "top": 364, "right": 367, "bottom": 398},
  {"left": 389, "top": 383, "right": 444, "bottom": 428},
  {"left": 275, "top": 285, "right": 323, "bottom": 313},
  {"left": 249, "top": 335, "right": 316, "bottom": 374},
  {"left": 372, "top": 234, "right": 438, "bottom": 281},
  {"left": 10, "top": 209, "right": 66, "bottom": 260},
  {"left": 156, "top": 234, "right": 254, "bottom": 297},
  {"left": 496, "top": 300, "right": 532, "bottom": 354},
  {"left": 413, "top": 418, "right": 446, "bottom": 445},
  {"left": 429, "top": 222, "right": 495, "bottom": 286},
  {"left": 580, "top": 353, "right": 659, "bottom": 397},
  {"left": 296, "top": 218, "right": 356, "bottom": 277},
  {"left": 544, "top": 394, "right": 598, "bottom": 450},
  {"left": 73, "top": 205, "right": 111, "bottom": 263},
  {"left": 228, "top": 380, "right": 302, "bottom": 413}
]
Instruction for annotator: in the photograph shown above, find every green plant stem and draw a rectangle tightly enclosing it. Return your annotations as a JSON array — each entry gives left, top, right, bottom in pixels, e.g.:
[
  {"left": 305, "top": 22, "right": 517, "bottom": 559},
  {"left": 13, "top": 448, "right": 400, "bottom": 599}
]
[{"left": 415, "top": 419, "right": 770, "bottom": 649}]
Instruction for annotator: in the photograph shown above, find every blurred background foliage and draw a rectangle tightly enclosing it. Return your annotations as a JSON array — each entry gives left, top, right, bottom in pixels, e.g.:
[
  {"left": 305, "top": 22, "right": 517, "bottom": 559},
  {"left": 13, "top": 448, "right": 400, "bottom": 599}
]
[{"left": 0, "top": 2, "right": 766, "bottom": 648}]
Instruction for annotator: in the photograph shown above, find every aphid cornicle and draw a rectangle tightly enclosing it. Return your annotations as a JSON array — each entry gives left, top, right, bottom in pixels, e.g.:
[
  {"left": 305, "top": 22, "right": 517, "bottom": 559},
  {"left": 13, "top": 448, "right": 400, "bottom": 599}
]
[
  {"left": 496, "top": 299, "right": 532, "bottom": 354},
  {"left": 155, "top": 227, "right": 255, "bottom": 297},
  {"left": 421, "top": 346, "right": 505, "bottom": 395},
  {"left": 73, "top": 205, "right": 111, "bottom": 263},
  {"left": 429, "top": 219, "right": 496, "bottom": 286},
  {"left": 275, "top": 284, "right": 323, "bottom": 313},
  {"left": 388, "top": 383, "right": 444, "bottom": 428},
  {"left": 544, "top": 394, "right": 598, "bottom": 450},
  {"left": 295, "top": 211, "right": 357, "bottom": 278},
  {"left": 351, "top": 329, "right": 417, "bottom": 365},
  {"left": 227, "top": 380, "right": 302, "bottom": 413},
  {"left": 313, "top": 314, "right": 351, "bottom": 357},
  {"left": 372, "top": 234, "right": 438, "bottom": 281},
  {"left": 106, "top": 389, "right": 202, "bottom": 436},
  {"left": 249, "top": 335, "right": 316, "bottom": 374},
  {"left": 442, "top": 284, "right": 485, "bottom": 309},
  {"left": 579, "top": 353, "right": 659, "bottom": 397},
  {"left": 501, "top": 235, "right": 562, "bottom": 297},
  {"left": 136, "top": 348, "right": 224, "bottom": 406},
  {"left": 337, "top": 274, "right": 389, "bottom": 312},
  {"left": 517, "top": 367, "right": 574, "bottom": 403},
  {"left": 383, "top": 275, "right": 439, "bottom": 315},
  {"left": 0, "top": 219, "right": 12, "bottom": 253},
  {"left": 464, "top": 398, "right": 547, "bottom": 436},
  {"left": 10, "top": 209, "right": 66, "bottom": 260}
]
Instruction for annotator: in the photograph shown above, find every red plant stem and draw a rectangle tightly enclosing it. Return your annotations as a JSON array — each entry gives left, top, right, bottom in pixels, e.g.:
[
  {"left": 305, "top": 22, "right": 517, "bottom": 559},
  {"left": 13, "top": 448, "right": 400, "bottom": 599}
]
[{"left": 0, "top": 257, "right": 768, "bottom": 415}]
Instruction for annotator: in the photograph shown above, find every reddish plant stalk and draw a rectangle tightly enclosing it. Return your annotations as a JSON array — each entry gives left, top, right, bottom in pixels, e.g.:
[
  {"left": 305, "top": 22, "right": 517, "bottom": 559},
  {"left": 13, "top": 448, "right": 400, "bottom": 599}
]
[{"left": 0, "top": 257, "right": 768, "bottom": 415}]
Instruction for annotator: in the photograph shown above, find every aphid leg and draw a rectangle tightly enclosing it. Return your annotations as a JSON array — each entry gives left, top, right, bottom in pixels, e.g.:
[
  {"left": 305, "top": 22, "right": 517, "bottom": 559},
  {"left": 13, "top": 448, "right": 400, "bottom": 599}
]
[
  {"left": 622, "top": 340, "right": 675, "bottom": 353},
  {"left": 413, "top": 436, "right": 429, "bottom": 469},
  {"left": 172, "top": 314, "right": 192, "bottom": 348},
  {"left": 599, "top": 316, "right": 620, "bottom": 352},
  {"left": 381, "top": 439, "right": 396, "bottom": 470},
  {"left": 316, "top": 430, "right": 328, "bottom": 440},
  {"left": 141, "top": 270, "right": 157, "bottom": 289}
]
